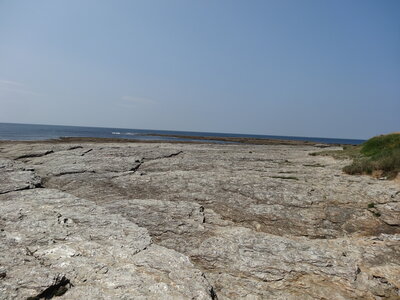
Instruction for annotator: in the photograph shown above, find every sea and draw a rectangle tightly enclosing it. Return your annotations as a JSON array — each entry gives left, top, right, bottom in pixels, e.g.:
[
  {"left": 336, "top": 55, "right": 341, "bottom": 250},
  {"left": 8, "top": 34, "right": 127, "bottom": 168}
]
[{"left": 0, "top": 123, "right": 365, "bottom": 145}]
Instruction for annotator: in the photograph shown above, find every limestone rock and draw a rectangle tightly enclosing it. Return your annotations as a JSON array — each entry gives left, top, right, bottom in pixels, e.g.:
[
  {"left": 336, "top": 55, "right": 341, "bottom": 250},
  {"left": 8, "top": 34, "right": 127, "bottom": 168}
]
[
  {"left": 0, "top": 159, "right": 41, "bottom": 194},
  {"left": 0, "top": 141, "right": 399, "bottom": 299},
  {"left": 0, "top": 189, "right": 215, "bottom": 299}
]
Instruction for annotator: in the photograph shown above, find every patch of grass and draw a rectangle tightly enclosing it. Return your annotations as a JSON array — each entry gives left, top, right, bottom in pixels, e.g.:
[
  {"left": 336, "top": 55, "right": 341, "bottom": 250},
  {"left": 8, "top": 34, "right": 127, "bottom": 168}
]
[
  {"left": 344, "top": 134, "right": 400, "bottom": 179},
  {"left": 314, "top": 133, "right": 400, "bottom": 179},
  {"left": 343, "top": 159, "right": 374, "bottom": 175},
  {"left": 270, "top": 176, "right": 299, "bottom": 180},
  {"left": 309, "top": 145, "right": 361, "bottom": 160},
  {"left": 361, "top": 134, "right": 400, "bottom": 157}
]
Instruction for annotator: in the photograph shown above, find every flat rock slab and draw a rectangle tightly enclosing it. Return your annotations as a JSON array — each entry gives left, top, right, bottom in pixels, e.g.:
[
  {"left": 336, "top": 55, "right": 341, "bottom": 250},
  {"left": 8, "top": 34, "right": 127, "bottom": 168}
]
[
  {"left": 0, "top": 141, "right": 399, "bottom": 299},
  {"left": 0, "top": 189, "right": 215, "bottom": 299},
  {"left": 0, "top": 159, "right": 41, "bottom": 194}
]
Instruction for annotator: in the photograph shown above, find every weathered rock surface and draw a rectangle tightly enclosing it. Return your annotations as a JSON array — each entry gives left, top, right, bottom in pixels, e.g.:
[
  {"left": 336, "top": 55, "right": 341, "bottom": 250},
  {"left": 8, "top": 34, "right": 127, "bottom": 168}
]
[
  {"left": 0, "top": 189, "right": 215, "bottom": 299},
  {"left": 0, "top": 159, "right": 41, "bottom": 194},
  {"left": 0, "top": 141, "right": 399, "bottom": 299}
]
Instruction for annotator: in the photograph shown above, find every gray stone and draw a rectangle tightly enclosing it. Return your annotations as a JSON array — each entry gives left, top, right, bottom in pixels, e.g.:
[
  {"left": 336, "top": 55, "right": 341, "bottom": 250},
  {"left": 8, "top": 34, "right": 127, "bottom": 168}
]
[
  {"left": 0, "top": 159, "right": 41, "bottom": 194},
  {"left": 0, "top": 189, "right": 215, "bottom": 299},
  {"left": 0, "top": 141, "right": 399, "bottom": 299}
]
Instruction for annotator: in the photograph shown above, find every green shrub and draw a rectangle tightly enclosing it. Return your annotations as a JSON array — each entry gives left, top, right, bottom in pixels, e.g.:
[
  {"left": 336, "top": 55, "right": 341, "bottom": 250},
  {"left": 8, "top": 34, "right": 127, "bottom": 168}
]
[
  {"left": 343, "top": 159, "right": 373, "bottom": 175},
  {"left": 361, "top": 134, "right": 400, "bottom": 157},
  {"left": 342, "top": 134, "right": 400, "bottom": 178},
  {"left": 314, "top": 133, "right": 400, "bottom": 179}
]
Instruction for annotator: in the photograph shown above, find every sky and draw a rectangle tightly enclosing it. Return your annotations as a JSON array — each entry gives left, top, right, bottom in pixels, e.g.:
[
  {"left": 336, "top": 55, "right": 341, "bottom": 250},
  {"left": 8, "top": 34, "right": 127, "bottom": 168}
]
[{"left": 0, "top": 0, "right": 399, "bottom": 139}]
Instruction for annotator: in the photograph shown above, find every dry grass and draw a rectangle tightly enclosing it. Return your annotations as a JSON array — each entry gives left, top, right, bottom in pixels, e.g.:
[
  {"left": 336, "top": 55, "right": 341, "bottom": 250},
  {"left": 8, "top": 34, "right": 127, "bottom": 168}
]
[{"left": 311, "top": 133, "right": 400, "bottom": 179}]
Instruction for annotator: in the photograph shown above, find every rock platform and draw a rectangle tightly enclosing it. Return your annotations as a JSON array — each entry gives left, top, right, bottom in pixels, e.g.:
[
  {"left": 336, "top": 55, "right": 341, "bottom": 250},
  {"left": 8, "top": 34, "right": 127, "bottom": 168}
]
[{"left": 0, "top": 140, "right": 399, "bottom": 299}]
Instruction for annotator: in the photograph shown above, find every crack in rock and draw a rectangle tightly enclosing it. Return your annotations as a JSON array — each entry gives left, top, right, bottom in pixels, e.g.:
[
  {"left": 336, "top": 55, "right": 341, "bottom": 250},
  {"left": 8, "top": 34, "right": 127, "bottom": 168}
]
[
  {"left": 80, "top": 149, "right": 93, "bottom": 156},
  {"left": 0, "top": 186, "right": 31, "bottom": 195},
  {"left": 130, "top": 161, "right": 142, "bottom": 172},
  {"left": 67, "top": 146, "right": 83, "bottom": 150},
  {"left": 53, "top": 170, "right": 96, "bottom": 177},
  {"left": 15, "top": 150, "right": 54, "bottom": 160},
  {"left": 143, "top": 151, "right": 183, "bottom": 162}
]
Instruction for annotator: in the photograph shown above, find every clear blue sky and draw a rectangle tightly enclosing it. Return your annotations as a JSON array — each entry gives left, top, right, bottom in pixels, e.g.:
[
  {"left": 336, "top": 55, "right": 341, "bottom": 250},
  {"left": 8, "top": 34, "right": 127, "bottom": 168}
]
[{"left": 0, "top": 0, "right": 399, "bottom": 139}]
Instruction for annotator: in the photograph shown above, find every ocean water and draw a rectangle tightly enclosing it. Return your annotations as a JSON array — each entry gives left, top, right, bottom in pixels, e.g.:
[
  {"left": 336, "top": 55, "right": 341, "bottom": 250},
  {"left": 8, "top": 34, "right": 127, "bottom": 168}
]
[{"left": 0, "top": 123, "right": 365, "bottom": 145}]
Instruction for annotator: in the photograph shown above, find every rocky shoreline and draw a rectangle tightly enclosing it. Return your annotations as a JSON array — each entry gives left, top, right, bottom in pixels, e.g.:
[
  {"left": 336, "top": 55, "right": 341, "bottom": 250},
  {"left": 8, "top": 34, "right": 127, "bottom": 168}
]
[{"left": 1, "top": 139, "right": 399, "bottom": 299}]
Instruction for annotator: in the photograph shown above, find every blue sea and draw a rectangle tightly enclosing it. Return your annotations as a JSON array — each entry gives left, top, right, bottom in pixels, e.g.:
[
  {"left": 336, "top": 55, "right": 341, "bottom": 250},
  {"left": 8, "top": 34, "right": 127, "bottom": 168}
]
[{"left": 0, "top": 123, "right": 365, "bottom": 145}]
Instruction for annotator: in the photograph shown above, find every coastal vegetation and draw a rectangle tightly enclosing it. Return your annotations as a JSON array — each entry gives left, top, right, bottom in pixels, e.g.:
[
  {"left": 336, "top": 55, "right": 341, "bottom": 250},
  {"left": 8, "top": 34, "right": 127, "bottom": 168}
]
[{"left": 312, "top": 133, "right": 400, "bottom": 179}]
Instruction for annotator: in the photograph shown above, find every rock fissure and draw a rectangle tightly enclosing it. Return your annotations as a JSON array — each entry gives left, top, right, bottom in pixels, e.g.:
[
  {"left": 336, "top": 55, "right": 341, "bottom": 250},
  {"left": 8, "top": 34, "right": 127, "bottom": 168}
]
[
  {"left": 129, "top": 161, "right": 142, "bottom": 172},
  {"left": 15, "top": 150, "right": 54, "bottom": 160},
  {"left": 143, "top": 150, "right": 183, "bottom": 162},
  {"left": 53, "top": 170, "right": 96, "bottom": 177},
  {"left": 67, "top": 146, "right": 83, "bottom": 151},
  {"left": 80, "top": 149, "right": 93, "bottom": 156}
]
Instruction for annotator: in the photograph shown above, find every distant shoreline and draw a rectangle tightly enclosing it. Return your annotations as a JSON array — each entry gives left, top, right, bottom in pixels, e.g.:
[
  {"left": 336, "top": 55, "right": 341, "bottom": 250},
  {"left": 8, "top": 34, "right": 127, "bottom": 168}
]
[
  {"left": 143, "top": 133, "right": 324, "bottom": 146},
  {"left": 0, "top": 135, "right": 341, "bottom": 146}
]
